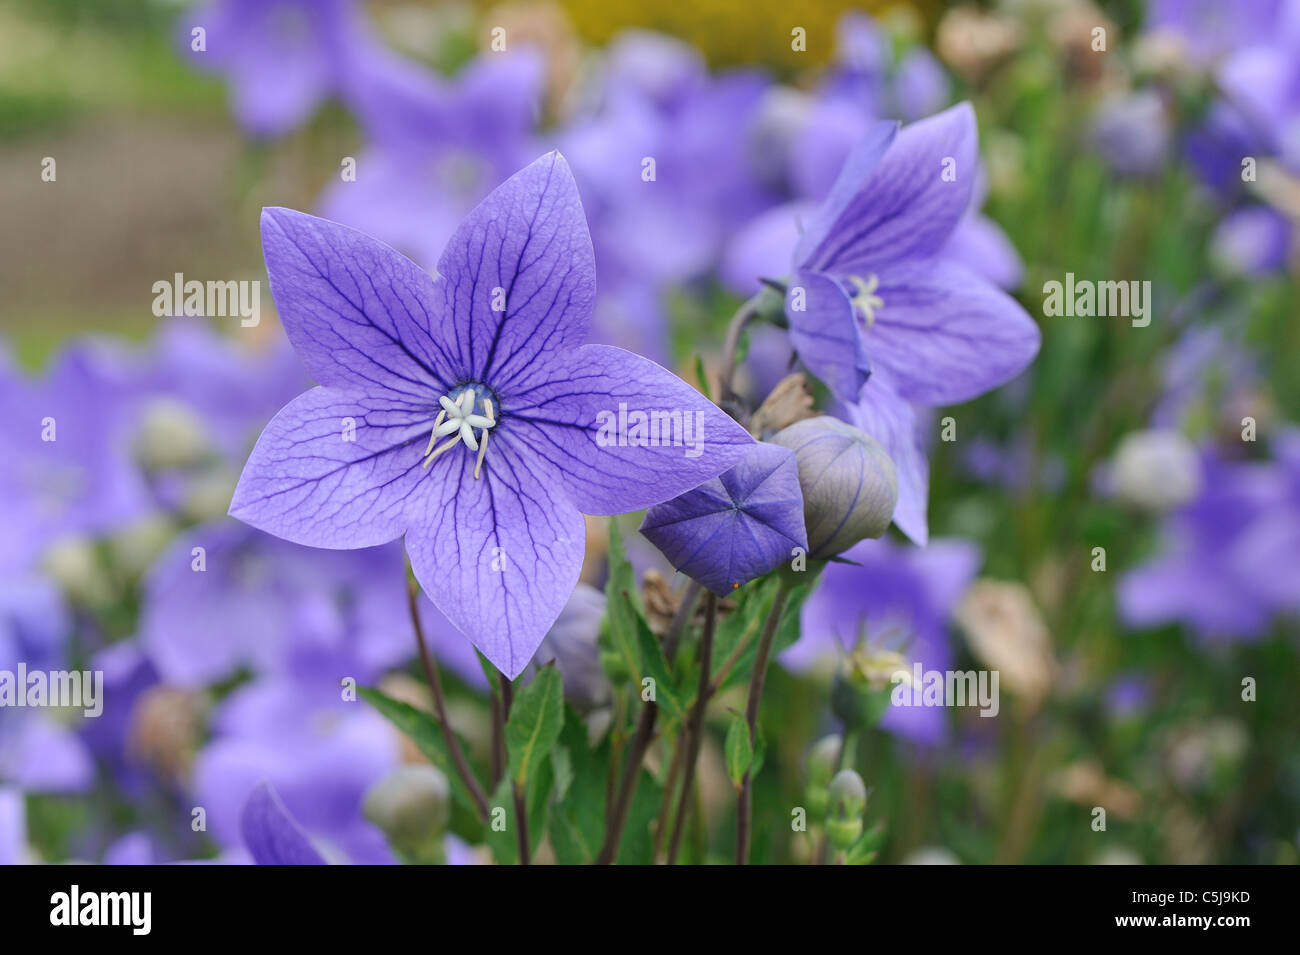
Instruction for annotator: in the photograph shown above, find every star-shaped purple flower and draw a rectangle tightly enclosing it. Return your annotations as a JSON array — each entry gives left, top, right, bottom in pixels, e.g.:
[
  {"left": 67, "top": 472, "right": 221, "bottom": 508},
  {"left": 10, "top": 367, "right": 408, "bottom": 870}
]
[
  {"left": 230, "top": 152, "right": 753, "bottom": 677},
  {"left": 758, "top": 104, "right": 1041, "bottom": 543},
  {"left": 640, "top": 442, "right": 807, "bottom": 596}
]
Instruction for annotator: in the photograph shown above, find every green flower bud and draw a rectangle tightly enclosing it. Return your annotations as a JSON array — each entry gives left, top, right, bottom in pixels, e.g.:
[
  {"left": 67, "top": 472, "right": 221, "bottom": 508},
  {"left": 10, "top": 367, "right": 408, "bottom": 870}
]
[
  {"left": 805, "top": 734, "right": 842, "bottom": 817},
  {"left": 826, "top": 769, "right": 867, "bottom": 850},
  {"left": 770, "top": 417, "right": 897, "bottom": 558},
  {"left": 363, "top": 765, "right": 450, "bottom": 861}
]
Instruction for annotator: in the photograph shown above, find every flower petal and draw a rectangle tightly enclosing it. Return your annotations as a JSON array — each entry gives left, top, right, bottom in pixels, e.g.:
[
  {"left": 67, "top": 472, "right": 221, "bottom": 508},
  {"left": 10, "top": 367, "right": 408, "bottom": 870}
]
[
  {"left": 868, "top": 258, "right": 1040, "bottom": 406},
  {"left": 504, "top": 344, "right": 755, "bottom": 515},
  {"left": 797, "top": 103, "right": 978, "bottom": 274},
  {"left": 640, "top": 442, "right": 807, "bottom": 595},
  {"left": 434, "top": 151, "right": 596, "bottom": 391},
  {"left": 240, "top": 781, "right": 328, "bottom": 865},
  {"left": 405, "top": 440, "right": 586, "bottom": 679},
  {"left": 786, "top": 269, "right": 872, "bottom": 403},
  {"left": 847, "top": 373, "right": 930, "bottom": 545},
  {"left": 230, "top": 387, "right": 432, "bottom": 549},
  {"left": 260, "top": 207, "right": 458, "bottom": 402},
  {"left": 793, "top": 120, "right": 897, "bottom": 268}
]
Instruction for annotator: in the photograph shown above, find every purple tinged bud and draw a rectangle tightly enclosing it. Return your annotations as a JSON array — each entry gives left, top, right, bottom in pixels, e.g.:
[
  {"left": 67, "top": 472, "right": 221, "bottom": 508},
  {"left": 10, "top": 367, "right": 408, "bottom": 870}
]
[{"left": 770, "top": 417, "right": 898, "bottom": 558}]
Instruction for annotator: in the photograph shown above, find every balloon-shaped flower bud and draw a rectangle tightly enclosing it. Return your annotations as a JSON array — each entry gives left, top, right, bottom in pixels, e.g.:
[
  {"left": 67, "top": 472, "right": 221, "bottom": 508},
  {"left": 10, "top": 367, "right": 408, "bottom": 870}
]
[
  {"left": 363, "top": 765, "right": 451, "bottom": 862},
  {"left": 770, "top": 417, "right": 898, "bottom": 558},
  {"left": 826, "top": 768, "right": 868, "bottom": 850},
  {"left": 805, "top": 734, "right": 843, "bottom": 818}
]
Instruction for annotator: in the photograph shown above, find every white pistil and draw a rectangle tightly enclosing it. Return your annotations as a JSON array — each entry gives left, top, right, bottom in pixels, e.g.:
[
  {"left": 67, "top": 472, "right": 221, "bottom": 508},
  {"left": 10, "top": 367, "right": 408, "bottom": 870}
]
[{"left": 422, "top": 389, "right": 497, "bottom": 478}]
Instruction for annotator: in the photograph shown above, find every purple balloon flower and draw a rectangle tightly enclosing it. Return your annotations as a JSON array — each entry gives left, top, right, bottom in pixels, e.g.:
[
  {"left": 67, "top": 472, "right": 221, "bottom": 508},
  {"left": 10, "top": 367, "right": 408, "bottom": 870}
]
[
  {"left": 787, "top": 103, "right": 1039, "bottom": 407},
  {"left": 640, "top": 442, "right": 807, "bottom": 596},
  {"left": 765, "top": 105, "right": 1041, "bottom": 542},
  {"left": 241, "top": 780, "right": 328, "bottom": 865},
  {"left": 230, "top": 152, "right": 753, "bottom": 677}
]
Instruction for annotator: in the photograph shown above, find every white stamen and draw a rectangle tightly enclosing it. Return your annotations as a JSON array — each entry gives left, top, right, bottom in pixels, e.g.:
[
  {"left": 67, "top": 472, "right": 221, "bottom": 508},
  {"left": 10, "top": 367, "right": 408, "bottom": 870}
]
[
  {"left": 421, "top": 388, "right": 497, "bottom": 476},
  {"left": 849, "top": 273, "right": 884, "bottom": 329}
]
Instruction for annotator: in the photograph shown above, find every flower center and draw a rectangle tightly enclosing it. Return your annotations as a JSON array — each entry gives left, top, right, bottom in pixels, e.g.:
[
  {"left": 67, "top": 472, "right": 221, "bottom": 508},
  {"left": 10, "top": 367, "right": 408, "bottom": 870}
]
[
  {"left": 422, "top": 383, "right": 497, "bottom": 479},
  {"left": 848, "top": 274, "right": 884, "bottom": 330}
]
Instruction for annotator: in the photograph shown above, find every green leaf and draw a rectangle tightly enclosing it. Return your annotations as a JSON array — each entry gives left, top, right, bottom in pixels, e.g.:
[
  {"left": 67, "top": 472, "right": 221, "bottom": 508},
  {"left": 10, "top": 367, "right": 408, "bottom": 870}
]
[
  {"left": 484, "top": 758, "right": 555, "bottom": 865},
  {"left": 712, "top": 577, "right": 813, "bottom": 693},
  {"left": 843, "top": 823, "right": 884, "bottom": 865},
  {"left": 548, "top": 707, "right": 610, "bottom": 864},
  {"left": 357, "top": 686, "right": 477, "bottom": 816},
  {"left": 506, "top": 666, "right": 564, "bottom": 788},
  {"left": 695, "top": 353, "right": 713, "bottom": 401},
  {"left": 724, "top": 713, "right": 753, "bottom": 789},
  {"left": 629, "top": 592, "right": 685, "bottom": 723},
  {"left": 614, "top": 771, "right": 664, "bottom": 865}
]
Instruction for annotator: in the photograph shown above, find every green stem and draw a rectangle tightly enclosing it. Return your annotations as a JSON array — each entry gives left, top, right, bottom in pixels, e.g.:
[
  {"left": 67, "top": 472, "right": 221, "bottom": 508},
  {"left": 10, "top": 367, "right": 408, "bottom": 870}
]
[
  {"left": 667, "top": 592, "right": 717, "bottom": 865},
  {"left": 736, "top": 583, "right": 792, "bottom": 865},
  {"left": 406, "top": 580, "right": 490, "bottom": 822}
]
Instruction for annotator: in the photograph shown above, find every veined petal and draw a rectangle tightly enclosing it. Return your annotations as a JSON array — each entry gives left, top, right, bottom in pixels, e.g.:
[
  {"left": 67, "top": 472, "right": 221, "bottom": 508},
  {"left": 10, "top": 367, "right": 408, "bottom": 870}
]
[
  {"left": 847, "top": 373, "right": 930, "bottom": 545},
  {"left": 434, "top": 151, "right": 596, "bottom": 392},
  {"left": 229, "top": 387, "right": 432, "bottom": 549},
  {"left": 504, "top": 344, "right": 755, "bottom": 515},
  {"left": 798, "top": 103, "right": 978, "bottom": 275},
  {"left": 793, "top": 120, "right": 897, "bottom": 268},
  {"left": 640, "top": 442, "right": 807, "bottom": 596},
  {"left": 786, "top": 269, "right": 872, "bottom": 403},
  {"left": 868, "top": 258, "right": 1041, "bottom": 406},
  {"left": 405, "top": 438, "right": 586, "bottom": 679},
  {"left": 260, "top": 207, "right": 458, "bottom": 402}
]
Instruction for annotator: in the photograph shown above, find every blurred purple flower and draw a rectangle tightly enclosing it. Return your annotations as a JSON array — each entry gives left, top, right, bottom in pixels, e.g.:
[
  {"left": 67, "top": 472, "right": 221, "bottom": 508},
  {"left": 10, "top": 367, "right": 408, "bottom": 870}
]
[
  {"left": 193, "top": 675, "right": 400, "bottom": 863},
  {"left": 0, "top": 786, "right": 24, "bottom": 865},
  {"left": 229, "top": 153, "right": 752, "bottom": 677},
  {"left": 531, "top": 583, "right": 610, "bottom": 712},
  {"left": 640, "top": 442, "right": 807, "bottom": 595},
  {"left": 1090, "top": 91, "right": 1171, "bottom": 178},
  {"left": 1119, "top": 440, "right": 1300, "bottom": 639},
  {"left": 180, "top": 0, "right": 442, "bottom": 142},
  {"left": 1145, "top": 0, "right": 1282, "bottom": 68},
  {"left": 140, "top": 522, "right": 410, "bottom": 688},
  {"left": 0, "top": 342, "right": 151, "bottom": 574},
  {"left": 241, "top": 780, "right": 328, "bottom": 865},
  {"left": 1210, "top": 205, "right": 1293, "bottom": 275},
  {"left": 782, "top": 536, "right": 981, "bottom": 744},
  {"left": 318, "top": 50, "right": 546, "bottom": 273},
  {"left": 1219, "top": 6, "right": 1300, "bottom": 172}
]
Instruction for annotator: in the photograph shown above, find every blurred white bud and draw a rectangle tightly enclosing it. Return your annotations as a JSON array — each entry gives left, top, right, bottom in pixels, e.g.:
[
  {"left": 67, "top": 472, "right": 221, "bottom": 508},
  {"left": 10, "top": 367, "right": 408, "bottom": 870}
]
[
  {"left": 1111, "top": 429, "right": 1201, "bottom": 511},
  {"left": 135, "top": 398, "right": 211, "bottom": 471},
  {"left": 363, "top": 764, "right": 451, "bottom": 859}
]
